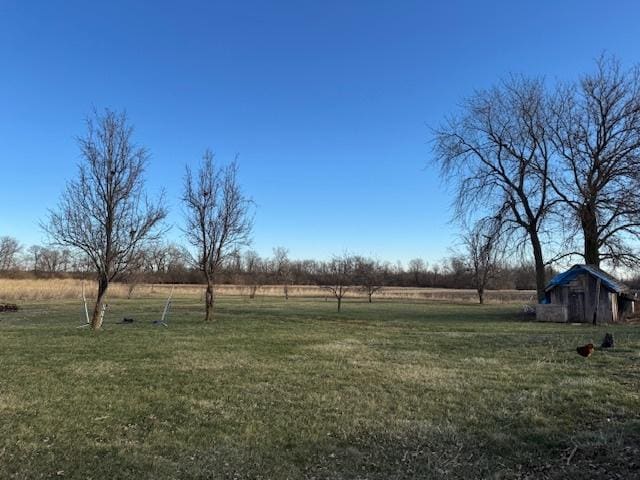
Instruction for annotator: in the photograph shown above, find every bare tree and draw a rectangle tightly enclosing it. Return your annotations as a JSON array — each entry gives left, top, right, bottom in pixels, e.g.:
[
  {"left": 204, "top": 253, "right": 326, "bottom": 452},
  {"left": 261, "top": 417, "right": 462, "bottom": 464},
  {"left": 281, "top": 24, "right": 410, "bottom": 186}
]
[
  {"left": 183, "top": 150, "right": 253, "bottom": 321},
  {"left": 43, "top": 109, "right": 167, "bottom": 329},
  {"left": 140, "top": 241, "right": 190, "bottom": 274},
  {"left": 434, "top": 77, "right": 555, "bottom": 302},
  {"left": 0, "top": 237, "right": 21, "bottom": 271},
  {"left": 272, "top": 246, "right": 291, "bottom": 300},
  {"left": 442, "top": 255, "right": 472, "bottom": 289},
  {"left": 117, "top": 241, "right": 191, "bottom": 285},
  {"left": 119, "top": 250, "right": 146, "bottom": 299},
  {"left": 141, "top": 241, "right": 172, "bottom": 273},
  {"left": 318, "top": 253, "right": 354, "bottom": 312},
  {"left": 548, "top": 55, "right": 640, "bottom": 267},
  {"left": 354, "top": 256, "right": 383, "bottom": 303},
  {"left": 242, "top": 250, "right": 264, "bottom": 299},
  {"left": 27, "top": 245, "right": 42, "bottom": 273},
  {"left": 461, "top": 216, "right": 504, "bottom": 304},
  {"left": 408, "top": 258, "right": 426, "bottom": 287},
  {"left": 0, "top": 237, "right": 22, "bottom": 271},
  {"left": 28, "top": 245, "right": 72, "bottom": 274}
]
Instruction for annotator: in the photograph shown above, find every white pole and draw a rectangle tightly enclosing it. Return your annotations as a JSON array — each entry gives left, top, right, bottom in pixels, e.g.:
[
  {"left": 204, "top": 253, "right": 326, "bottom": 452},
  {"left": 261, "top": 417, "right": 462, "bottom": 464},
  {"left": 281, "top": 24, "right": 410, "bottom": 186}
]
[
  {"left": 159, "top": 286, "right": 175, "bottom": 325},
  {"left": 82, "top": 280, "right": 90, "bottom": 325}
]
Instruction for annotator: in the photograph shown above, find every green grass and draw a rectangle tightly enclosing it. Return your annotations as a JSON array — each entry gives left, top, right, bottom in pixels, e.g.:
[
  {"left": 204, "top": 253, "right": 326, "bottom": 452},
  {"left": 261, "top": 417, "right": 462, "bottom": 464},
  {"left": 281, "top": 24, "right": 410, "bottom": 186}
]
[{"left": 0, "top": 297, "right": 639, "bottom": 479}]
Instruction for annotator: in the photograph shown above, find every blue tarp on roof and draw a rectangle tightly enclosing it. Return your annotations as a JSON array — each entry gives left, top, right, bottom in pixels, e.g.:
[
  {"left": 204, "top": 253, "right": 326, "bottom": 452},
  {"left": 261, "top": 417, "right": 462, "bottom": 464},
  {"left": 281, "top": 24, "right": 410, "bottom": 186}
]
[{"left": 545, "top": 264, "right": 627, "bottom": 293}]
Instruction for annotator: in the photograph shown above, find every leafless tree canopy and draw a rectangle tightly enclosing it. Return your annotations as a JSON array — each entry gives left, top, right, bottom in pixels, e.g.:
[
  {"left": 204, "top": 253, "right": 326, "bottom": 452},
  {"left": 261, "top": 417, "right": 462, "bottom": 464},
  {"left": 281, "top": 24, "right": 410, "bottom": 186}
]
[
  {"left": 354, "top": 256, "right": 383, "bottom": 303},
  {"left": 408, "top": 258, "right": 427, "bottom": 287},
  {"left": 272, "top": 246, "right": 291, "bottom": 300},
  {"left": 317, "top": 253, "right": 355, "bottom": 312},
  {"left": 461, "top": 216, "right": 505, "bottom": 304},
  {"left": 436, "top": 55, "right": 640, "bottom": 290},
  {"left": 0, "top": 236, "right": 22, "bottom": 271},
  {"left": 43, "top": 108, "right": 167, "bottom": 329},
  {"left": 549, "top": 55, "right": 640, "bottom": 267},
  {"left": 434, "top": 77, "right": 554, "bottom": 301},
  {"left": 139, "top": 242, "right": 190, "bottom": 273},
  {"left": 183, "top": 150, "right": 253, "bottom": 321},
  {"left": 242, "top": 250, "right": 267, "bottom": 299},
  {"left": 28, "top": 245, "right": 72, "bottom": 274}
]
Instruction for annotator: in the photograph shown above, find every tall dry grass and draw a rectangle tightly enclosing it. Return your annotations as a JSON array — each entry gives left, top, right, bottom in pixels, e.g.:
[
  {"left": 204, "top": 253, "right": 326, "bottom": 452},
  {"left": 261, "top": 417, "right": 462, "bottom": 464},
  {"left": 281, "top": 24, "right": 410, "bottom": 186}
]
[
  {"left": 0, "top": 278, "right": 535, "bottom": 304},
  {"left": 0, "top": 279, "right": 198, "bottom": 301}
]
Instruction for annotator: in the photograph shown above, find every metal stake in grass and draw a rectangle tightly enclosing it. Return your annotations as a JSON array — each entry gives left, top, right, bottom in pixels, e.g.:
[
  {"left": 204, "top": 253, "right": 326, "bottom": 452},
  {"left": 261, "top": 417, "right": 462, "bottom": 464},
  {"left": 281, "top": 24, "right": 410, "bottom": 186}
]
[
  {"left": 77, "top": 280, "right": 91, "bottom": 328},
  {"left": 154, "top": 286, "right": 174, "bottom": 327}
]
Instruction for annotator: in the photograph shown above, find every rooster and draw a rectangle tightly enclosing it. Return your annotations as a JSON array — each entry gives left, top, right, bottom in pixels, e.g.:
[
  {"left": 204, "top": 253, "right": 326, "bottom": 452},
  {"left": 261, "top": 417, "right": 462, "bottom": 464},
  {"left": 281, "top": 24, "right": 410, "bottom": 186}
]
[{"left": 576, "top": 343, "right": 594, "bottom": 358}]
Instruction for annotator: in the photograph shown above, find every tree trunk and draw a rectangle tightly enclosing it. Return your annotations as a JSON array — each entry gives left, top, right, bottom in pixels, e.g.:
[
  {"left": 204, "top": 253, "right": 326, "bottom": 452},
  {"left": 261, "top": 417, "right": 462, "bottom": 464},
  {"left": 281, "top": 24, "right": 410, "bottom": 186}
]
[
  {"left": 581, "top": 205, "right": 600, "bottom": 266},
  {"left": 337, "top": 296, "right": 342, "bottom": 312},
  {"left": 530, "top": 232, "right": 546, "bottom": 303},
  {"left": 368, "top": 292, "right": 372, "bottom": 303},
  {"left": 477, "top": 287, "right": 484, "bottom": 305},
  {"left": 91, "top": 275, "right": 109, "bottom": 330},
  {"left": 205, "top": 280, "right": 214, "bottom": 321},
  {"left": 284, "top": 284, "right": 289, "bottom": 300}
]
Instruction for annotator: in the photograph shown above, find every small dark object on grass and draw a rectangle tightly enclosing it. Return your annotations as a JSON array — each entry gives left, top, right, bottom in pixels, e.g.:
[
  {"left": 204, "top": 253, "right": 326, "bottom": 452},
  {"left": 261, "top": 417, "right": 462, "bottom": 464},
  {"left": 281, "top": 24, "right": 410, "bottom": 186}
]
[
  {"left": 577, "top": 343, "right": 594, "bottom": 357},
  {"left": 0, "top": 303, "right": 19, "bottom": 312},
  {"left": 120, "top": 317, "right": 135, "bottom": 324},
  {"left": 601, "top": 333, "right": 614, "bottom": 349}
]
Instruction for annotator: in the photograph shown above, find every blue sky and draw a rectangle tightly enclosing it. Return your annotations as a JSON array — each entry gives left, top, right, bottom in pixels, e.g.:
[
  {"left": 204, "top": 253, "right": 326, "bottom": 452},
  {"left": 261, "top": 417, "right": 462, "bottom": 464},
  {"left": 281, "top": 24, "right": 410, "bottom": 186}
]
[{"left": 1, "top": 1, "right": 639, "bottom": 264}]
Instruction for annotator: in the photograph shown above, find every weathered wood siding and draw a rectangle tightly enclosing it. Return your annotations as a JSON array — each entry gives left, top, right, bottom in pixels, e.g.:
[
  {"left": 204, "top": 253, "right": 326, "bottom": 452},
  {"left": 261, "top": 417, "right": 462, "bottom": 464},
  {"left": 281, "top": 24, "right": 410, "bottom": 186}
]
[{"left": 545, "top": 272, "right": 615, "bottom": 323}]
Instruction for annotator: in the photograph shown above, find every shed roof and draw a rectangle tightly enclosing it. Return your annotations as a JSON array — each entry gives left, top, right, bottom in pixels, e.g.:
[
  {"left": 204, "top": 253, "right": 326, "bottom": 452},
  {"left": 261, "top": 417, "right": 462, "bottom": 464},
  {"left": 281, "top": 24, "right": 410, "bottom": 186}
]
[{"left": 545, "top": 264, "right": 629, "bottom": 294}]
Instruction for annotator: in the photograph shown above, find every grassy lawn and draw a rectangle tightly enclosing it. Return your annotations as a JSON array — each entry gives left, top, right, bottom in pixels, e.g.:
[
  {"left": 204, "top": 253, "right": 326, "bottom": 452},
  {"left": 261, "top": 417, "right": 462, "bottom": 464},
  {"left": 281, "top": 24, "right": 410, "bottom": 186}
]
[{"left": 0, "top": 297, "right": 639, "bottom": 479}]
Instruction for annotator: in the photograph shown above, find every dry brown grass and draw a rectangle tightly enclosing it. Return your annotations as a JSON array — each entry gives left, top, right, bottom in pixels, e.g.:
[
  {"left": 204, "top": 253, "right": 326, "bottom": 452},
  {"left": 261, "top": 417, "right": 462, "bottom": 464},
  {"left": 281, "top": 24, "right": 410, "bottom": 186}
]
[{"left": 0, "top": 278, "right": 535, "bottom": 304}]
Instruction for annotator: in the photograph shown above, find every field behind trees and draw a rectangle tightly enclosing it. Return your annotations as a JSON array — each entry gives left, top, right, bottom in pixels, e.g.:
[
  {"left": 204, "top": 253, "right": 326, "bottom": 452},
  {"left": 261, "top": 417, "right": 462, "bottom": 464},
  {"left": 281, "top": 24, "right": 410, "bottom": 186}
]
[
  {"left": 0, "top": 297, "right": 639, "bottom": 479},
  {"left": 0, "top": 278, "right": 536, "bottom": 304}
]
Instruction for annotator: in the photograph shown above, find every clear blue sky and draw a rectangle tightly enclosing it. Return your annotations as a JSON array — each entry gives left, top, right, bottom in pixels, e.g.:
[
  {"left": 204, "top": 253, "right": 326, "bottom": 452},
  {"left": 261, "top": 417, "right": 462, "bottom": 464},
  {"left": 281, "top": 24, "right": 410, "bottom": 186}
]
[{"left": 1, "top": 1, "right": 639, "bottom": 264}]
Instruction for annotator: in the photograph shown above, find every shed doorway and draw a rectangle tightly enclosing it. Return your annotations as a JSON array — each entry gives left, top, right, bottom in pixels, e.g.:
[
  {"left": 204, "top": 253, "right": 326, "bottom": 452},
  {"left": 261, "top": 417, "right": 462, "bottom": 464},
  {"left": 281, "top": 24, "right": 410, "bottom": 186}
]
[{"left": 569, "top": 292, "right": 585, "bottom": 322}]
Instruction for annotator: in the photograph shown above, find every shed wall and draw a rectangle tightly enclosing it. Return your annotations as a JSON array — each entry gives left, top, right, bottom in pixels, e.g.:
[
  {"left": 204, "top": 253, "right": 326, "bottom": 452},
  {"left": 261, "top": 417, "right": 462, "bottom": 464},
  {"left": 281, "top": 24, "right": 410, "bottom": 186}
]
[{"left": 545, "top": 272, "right": 615, "bottom": 323}]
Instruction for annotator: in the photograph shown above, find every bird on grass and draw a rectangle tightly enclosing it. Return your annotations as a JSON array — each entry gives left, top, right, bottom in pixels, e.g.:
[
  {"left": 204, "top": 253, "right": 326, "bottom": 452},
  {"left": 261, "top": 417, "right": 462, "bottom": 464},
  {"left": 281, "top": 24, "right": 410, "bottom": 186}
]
[{"left": 576, "top": 343, "right": 595, "bottom": 358}]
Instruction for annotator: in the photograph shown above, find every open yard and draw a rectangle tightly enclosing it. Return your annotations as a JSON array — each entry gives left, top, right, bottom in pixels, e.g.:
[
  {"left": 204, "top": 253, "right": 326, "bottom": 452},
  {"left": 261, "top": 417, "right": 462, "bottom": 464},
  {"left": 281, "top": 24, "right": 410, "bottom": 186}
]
[{"left": 0, "top": 296, "right": 639, "bottom": 479}]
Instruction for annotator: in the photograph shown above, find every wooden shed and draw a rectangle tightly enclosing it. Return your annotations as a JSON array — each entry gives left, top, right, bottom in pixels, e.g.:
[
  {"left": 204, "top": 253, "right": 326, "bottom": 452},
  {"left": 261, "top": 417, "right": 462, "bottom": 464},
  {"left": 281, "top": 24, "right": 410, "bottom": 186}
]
[{"left": 537, "top": 264, "right": 636, "bottom": 324}]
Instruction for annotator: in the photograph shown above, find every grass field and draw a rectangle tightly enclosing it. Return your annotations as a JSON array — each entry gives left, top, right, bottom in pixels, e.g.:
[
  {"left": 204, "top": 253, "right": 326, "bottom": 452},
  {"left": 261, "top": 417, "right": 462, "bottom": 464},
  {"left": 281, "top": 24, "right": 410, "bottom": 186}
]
[{"left": 0, "top": 296, "right": 639, "bottom": 479}]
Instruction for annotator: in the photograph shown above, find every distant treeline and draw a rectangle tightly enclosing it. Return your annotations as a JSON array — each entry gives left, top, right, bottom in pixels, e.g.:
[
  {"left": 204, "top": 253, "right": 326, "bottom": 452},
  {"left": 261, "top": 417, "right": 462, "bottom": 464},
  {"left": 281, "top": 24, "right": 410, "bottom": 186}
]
[{"left": 0, "top": 237, "right": 564, "bottom": 290}]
